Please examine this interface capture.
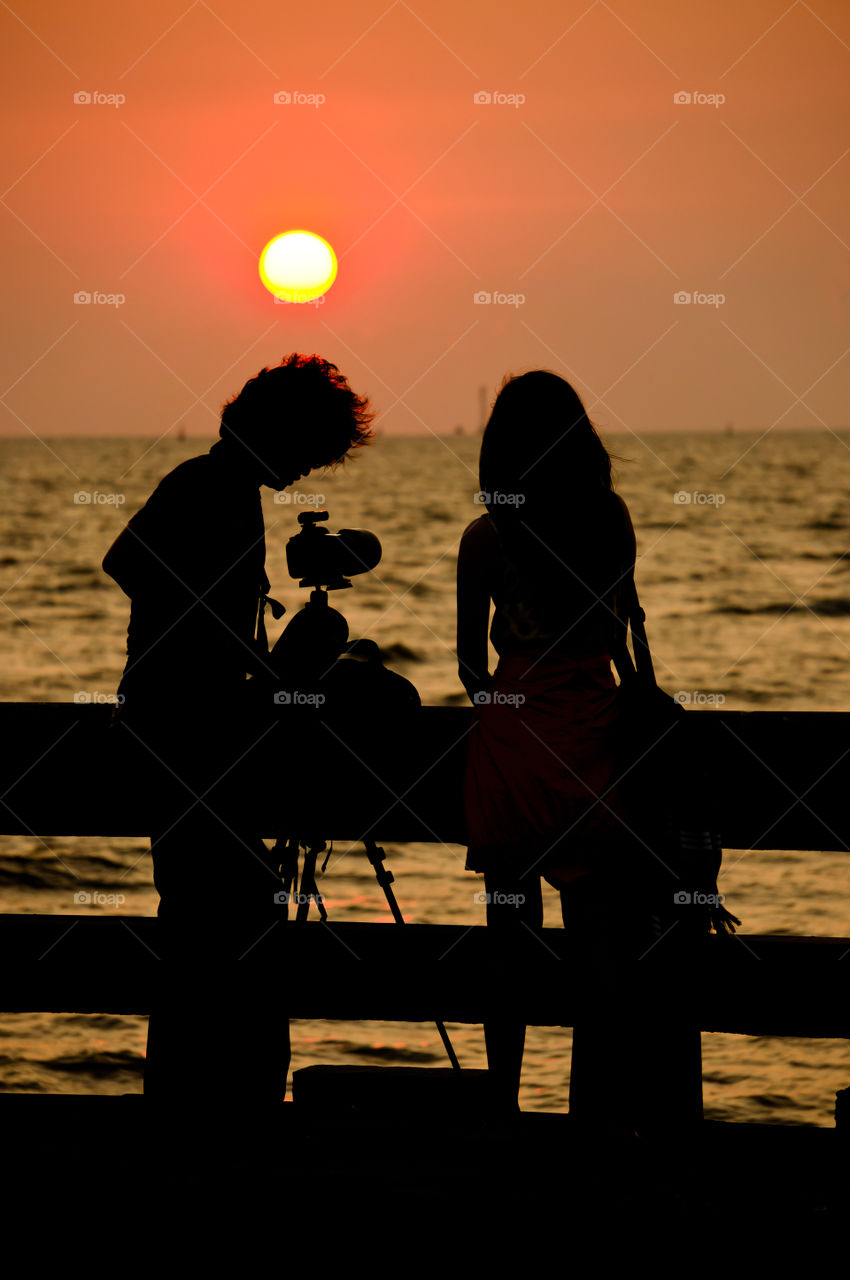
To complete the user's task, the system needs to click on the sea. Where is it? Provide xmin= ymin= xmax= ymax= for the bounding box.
xmin=1 ymin=427 xmax=850 ymax=1125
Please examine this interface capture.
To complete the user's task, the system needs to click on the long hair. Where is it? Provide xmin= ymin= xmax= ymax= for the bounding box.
xmin=479 ymin=370 xmax=624 ymax=645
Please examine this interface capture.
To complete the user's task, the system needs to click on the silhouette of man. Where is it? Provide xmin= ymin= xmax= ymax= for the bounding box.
xmin=103 ymin=354 xmax=373 ymax=1117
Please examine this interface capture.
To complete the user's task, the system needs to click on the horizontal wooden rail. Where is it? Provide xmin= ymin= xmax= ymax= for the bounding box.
xmin=2 ymin=703 xmax=850 ymax=850
xmin=1 ymin=914 xmax=848 ymax=1036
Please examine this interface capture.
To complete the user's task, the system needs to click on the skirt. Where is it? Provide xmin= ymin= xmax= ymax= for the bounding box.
xmin=464 ymin=651 xmax=625 ymax=886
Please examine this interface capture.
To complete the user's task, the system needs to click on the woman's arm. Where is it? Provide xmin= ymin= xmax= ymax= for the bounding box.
xmin=610 ymin=495 xmax=638 ymax=685
xmin=457 ymin=516 xmax=495 ymax=701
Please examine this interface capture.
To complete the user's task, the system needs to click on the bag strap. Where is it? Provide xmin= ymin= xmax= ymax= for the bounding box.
xmin=626 ymin=575 xmax=656 ymax=683
xmin=616 ymin=572 xmax=657 ymax=686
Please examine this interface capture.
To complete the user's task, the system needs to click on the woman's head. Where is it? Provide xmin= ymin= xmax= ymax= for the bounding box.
xmin=479 ymin=370 xmax=612 ymax=512
xmin=477 ymin=370 xmax=625 ymax=646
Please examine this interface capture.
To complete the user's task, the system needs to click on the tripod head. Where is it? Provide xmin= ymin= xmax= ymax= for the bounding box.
xmin=268 ymin=509 xmax=383 ymax=687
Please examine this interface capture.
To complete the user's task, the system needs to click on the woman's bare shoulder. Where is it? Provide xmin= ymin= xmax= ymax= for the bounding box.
xmin=459 ymin=514 xmax=500 ymax=580
xmin=610 ymin=491 xmax=636 ymax=558
xmin=611 ymin=491 xmax=632 ymax=518
xmin=460 ymin=513 xmax=497 ymax=544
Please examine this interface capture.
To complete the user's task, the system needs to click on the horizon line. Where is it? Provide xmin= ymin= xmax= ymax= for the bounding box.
xmin=0 ymin=423 xmax=847 ymax=442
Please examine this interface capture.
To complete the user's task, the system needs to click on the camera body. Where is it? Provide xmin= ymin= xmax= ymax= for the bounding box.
xmin=286 ymin=509 xmax=381 ymax=591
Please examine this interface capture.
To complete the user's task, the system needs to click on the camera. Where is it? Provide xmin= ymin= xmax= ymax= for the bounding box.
xmin=260 ymin=507 xmax=419 ymax=713
xmin=285 ymin=509 xmax=381 ymax=590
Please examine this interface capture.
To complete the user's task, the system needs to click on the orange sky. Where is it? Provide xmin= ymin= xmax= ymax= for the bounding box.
xmin=1 ymin=0 xmax=849 ymax=435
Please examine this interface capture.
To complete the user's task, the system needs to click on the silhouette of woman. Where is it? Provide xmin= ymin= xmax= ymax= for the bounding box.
xmin=457 ymin=370 xmax=641 ymax=1119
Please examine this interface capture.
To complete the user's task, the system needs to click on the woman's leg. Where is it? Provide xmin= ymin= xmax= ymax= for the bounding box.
xmin=560 ymin=866 xmax=642 ymax=1133
xmin=562 ymin=848 xmax=705 ymax=1135
xmin=482 ymin=870 xmax=543 ymax=1113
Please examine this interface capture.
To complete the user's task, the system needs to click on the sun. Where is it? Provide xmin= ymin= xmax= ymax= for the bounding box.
xmin=259 ymin=230 xmax=338 ymax=303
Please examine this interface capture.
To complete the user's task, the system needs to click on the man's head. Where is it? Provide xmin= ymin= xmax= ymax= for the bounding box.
xmin=220 ymin=353 xmax=374 ymax=488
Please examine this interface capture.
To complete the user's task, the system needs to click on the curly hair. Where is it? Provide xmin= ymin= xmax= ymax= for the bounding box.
xmin=220 ymin=353 xmax=374 ymax=467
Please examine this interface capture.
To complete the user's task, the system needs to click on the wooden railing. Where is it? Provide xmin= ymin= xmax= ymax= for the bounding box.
xmin=1 ymin=703 xmax=848 ymax=1041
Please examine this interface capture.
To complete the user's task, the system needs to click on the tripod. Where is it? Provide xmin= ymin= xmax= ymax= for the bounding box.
xmin=273 ymin=833 xmax=460 ymax=1071
xmin=267 ymin=507 xmax=459 ymax=1069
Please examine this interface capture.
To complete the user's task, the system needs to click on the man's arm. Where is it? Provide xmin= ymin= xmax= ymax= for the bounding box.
xmin=104 ymin=461 xmax=274 ymax=689
xmin=102 ymin=517 xmax=171 ymax=599
xmin=457 ymin=516 xmax=494 ymax=701
xmin=102 ymin=463 xmax=196 ymax=599
xmin=103 ymin=464 xmax=228 ymax=603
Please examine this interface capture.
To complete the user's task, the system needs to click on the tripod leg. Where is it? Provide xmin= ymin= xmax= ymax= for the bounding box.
xmin=296 ymin=841 xmax=326 ymax=922
xmin=363 ymin=839 xmax=461 ymax=1072
xmin=275 ymin=836 xmax=300 ymax=920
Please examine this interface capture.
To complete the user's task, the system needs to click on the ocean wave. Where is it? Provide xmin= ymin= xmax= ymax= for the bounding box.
xmin=35 ymin=580 xmax=105 ymax=595
xmin=0 ymin=853 xmax=148 ymax=891
xmin=0 ymin=858 xmax=75 ymax=890
xmin=380 ymin=641 xmax=423 ymax=663
xmin=807 ymin=597 xmax=850 ymax=615
xmin=442 ymin=691 xmax=470 ymax=706
xmin=345 ymin=1044 xmax=442 ymax=1065
xmin=63 ymin=566 xmax=105 ymax=578
xmin=715 ymin=597 xmax=850 ymax=617
xmin=732 ymin=688 xmax=801 ymax=704
xmin=43 ymin=1051 xmax=143 ymax=1078
xmin=61 ymin=1013 xmax=142 ymax=1031
xmin=750 ymin=1092 xmax=802 ymax=1111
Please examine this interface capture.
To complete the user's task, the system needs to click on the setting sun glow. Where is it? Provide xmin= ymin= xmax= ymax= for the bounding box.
xmin=258 ymin=230 xmax=338 ymax=303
